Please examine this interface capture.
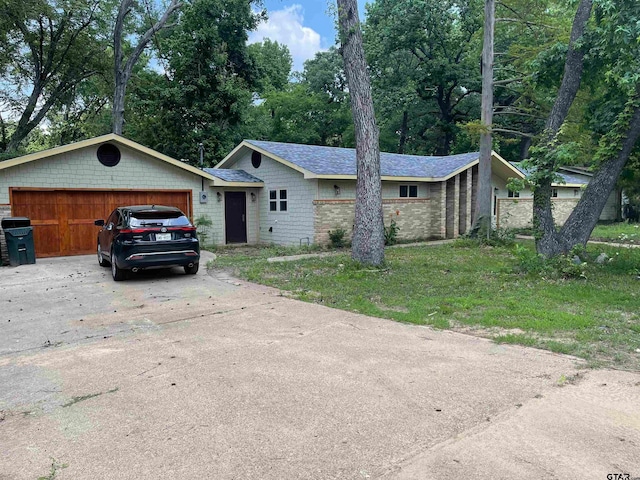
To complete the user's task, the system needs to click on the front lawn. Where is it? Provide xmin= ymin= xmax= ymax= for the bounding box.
xmin=210 ymin=241 xmax=640 ymax=371
xmin=591 ymin=222 xmax=640 ymax=244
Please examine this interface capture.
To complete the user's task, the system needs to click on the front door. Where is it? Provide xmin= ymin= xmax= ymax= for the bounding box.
xmin=225 ymin=192 xmax=247 ymax=243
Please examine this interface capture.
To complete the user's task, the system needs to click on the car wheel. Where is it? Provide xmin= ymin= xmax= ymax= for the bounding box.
xmin=184 ymin=263 xmax=199 ymax=275
xmin=111 ymin=250 xmax=126 ymax=281
xmin=97 ymin=243 xmax=110 ymax=267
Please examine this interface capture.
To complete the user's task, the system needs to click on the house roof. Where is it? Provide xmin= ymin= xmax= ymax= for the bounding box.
xmin=0 ymin=133 xmax=217 ymax=181
xmin=203 ymin=168 xmax=264 ymax=187
xmin=217 ymin=140 xmax=524 ymax=182
xmin=509 ymin=162 xmax=588 ymax=187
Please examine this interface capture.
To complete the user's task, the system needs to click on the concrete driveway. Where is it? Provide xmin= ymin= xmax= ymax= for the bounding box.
xmin=0 ymin=255 xmax=639 ymax=479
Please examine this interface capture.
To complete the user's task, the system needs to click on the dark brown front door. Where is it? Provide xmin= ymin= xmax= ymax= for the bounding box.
xmin=225 ymin=192 xmax=247 ymax=243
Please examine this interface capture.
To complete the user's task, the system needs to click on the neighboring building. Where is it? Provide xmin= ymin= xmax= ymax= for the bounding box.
xmin=495 ymin=163 xmax=622 ymax=229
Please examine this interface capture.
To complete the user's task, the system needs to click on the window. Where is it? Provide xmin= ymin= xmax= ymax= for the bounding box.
xmin=400 ymin=185 xmax=418 ymax=198
xmin=251 ymin=151 xmax=262 ymax=168
xmin=552 ymin=188 xmax=558 ymax=198
xmin=507 ymin=190 xmax=520 ymax=198
xmin=269 ymin=190 xmax=277 ymax=211
xmin=269 ymin=189 xmax=288 ymax=212
xmin=97 ymin=143 xmax=121 ymax=167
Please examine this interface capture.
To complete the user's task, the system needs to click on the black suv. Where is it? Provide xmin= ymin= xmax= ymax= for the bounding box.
xmin=95 ymin=205 xmax=200 ymax=281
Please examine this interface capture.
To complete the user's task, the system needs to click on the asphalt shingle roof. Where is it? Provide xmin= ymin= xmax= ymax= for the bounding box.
xmin=509 ymin=162 xmax=588 ymax=185
xmin=245 ymin=140 xmax=480 ymax=179
xmin=203 ymin=168 xmax=263 ymax=183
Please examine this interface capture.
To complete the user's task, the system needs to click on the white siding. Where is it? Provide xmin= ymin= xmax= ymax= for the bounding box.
xmin=208 ymin=187 xmax=261 ymax=246
xmin=232 ymin=152 xmax=318 ymax=246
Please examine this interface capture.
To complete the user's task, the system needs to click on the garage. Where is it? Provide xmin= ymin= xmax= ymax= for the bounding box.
xmin=0 ymin=134 xmax=219 ymax=261
xmin=10 ymin=189 xmax=192 ymax=257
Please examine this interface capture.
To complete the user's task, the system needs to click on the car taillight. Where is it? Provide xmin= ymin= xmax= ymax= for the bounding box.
xmin=118 ymin=228 xmax=148 ymax=234
xmin=167 ymin=227 xmax=196 ymax=232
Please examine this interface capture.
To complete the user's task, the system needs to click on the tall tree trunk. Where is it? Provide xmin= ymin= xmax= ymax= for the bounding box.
xmin=0 ymin=114 xmax=6 ymax=152
xmin=533 ymin=0 xmax=592 ymax=256
xmin=398 ymin=110 xmax=408 ymax=154
xmin=337 ymin=0 xmax=385 ymax=266
xmin=472 ymin=0 xmax=495 ymax=235
xmin=112 ymin=0 xmax=182 ymax=135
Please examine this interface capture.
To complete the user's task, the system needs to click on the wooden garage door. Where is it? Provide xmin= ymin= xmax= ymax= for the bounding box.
xmin=10 ymin=189 xmax=192 ymax=257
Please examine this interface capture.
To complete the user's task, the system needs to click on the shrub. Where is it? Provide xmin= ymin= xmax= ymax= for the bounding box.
xmin=384 ymin=210 xmax=400 ymax=246
xmin=194 ymin=215 xmax=213 ymax=245
xmin=328 ymin=227 xmax=347 ymax=248
xmin=514 ymin=244 xmax=587 ymax=279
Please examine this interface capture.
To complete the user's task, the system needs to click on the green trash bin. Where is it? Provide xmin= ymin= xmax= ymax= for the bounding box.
xmin=1 ymin=217 xmax=36 ymax=266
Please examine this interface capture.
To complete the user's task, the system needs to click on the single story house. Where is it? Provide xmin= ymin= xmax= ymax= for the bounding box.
xmin=210 ymin=140 xmax=524 ymax=246
xmin=1 ymin=135 xmax=619 ymax=261
xmin=495 ymin=163 xmax=622 ymax=229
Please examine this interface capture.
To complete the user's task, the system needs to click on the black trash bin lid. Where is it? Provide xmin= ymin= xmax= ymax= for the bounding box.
xmin=1 ymin=217 xmax=31 ymax=229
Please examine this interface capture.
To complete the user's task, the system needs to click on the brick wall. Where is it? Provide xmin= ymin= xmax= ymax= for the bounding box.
xmin=497 ymin=198 xmax=580 ymax=229
xmin=0 ymin=204 xmax=10 ymax=265
xmin=313 ymin=199 xmax=433 ymax=245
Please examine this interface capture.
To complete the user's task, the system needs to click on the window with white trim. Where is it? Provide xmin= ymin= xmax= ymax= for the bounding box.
xmin=269 ymin=189 xmax=288 ymax=211
xmin=507 ymin=189 xmax=520 ymax=198
xmin=399 ymin=185 xmax=418 ymax=198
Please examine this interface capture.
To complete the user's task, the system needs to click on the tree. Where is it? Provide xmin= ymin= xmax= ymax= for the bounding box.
xmin=248 ymin=48 xmax=353 ymax=147
xmin=0 ymin=0 xmax=109 ymax=154
xmin=528 ymin=0 xmax=640 ymax=256
xmin=337 ymin=0 xmax=385 ymax=266
xmin=473 ymin=0 xmax=495 ymax=234
xmin=364 ymin=0 xmax=483 ymax=155
xmin=112 ymin=0 xmax=182 ymax=134
xmin=247 ymin=39 xmax=292 ymax=95
xmin=124 ymin=0 xmax=263 ymax=164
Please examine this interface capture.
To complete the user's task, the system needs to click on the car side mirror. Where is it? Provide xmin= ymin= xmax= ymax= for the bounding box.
xmin=94 ymin=219 xmax=105 ymax=227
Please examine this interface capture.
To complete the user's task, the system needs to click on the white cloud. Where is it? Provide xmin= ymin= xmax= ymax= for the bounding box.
xmin=249 ymin=5 xmax=324 ymax=73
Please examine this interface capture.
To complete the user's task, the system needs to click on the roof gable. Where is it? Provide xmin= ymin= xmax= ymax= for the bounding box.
xmin=509 ymin=162 xmax=588 ymax=187
xmin=217 ymin=140 xmax=524 ymax=182
xmin=0 ymin=134 xmax=216 ymax=181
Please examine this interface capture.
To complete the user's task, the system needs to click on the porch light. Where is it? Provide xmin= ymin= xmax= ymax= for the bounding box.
xmin=250 ymin=192 xmax=256 ymax=202
xmin=334 ymin=184 xmax=340 ymax=196
xmin=216 ymin=192 xmax=222 ymax=202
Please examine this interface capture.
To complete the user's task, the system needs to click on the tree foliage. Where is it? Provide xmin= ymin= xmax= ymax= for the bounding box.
xmin=125 ymin=0 xmax=264 ymax=164
xmin=364 ymin=0 xmax=484 ymax=155
xmin=0 ymin=0 xmax=111 ymax=154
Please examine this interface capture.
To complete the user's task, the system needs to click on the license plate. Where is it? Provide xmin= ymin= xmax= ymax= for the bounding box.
xmin=156 ymin=233 xmax=171 ymax=241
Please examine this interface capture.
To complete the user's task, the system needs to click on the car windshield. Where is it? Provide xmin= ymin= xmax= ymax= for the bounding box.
xmin=129 ymin=212 xmax=191 ymax=228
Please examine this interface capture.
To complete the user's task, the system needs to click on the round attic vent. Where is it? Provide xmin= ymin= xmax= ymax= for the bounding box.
xmin=251 ymin=151 xmax=262 ymax=168
xmin=97 ymin=143 xmax=121 ymax=167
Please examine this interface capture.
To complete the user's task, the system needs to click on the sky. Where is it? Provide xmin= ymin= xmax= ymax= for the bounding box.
xmin=249 ymin=0 xmax=368 ymax=73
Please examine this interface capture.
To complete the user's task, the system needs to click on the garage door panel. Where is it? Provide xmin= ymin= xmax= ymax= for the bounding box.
xmin=10 ymin=189 xmax=192 ymax=257
xmin=29 ymin=220 xmax=61 ymax=257
xmin=68 ymin=220 xmax=99 ymax=254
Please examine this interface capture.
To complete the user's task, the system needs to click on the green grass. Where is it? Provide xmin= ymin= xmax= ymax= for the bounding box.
xmin=590 ymin=222 xmax=640 ymax=244
xmin=210 ymin=241 xmax=640 ymax=371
